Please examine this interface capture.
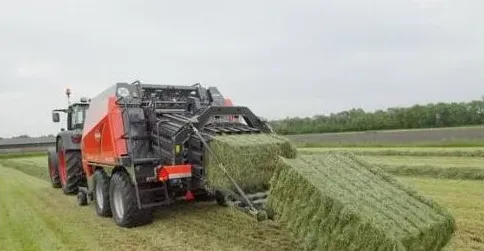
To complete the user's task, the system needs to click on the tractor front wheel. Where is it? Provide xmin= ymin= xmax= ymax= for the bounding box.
xmin=109 ymin=171 xmax=152 ymax=228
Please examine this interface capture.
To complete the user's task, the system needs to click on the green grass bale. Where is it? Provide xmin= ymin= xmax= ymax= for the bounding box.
xmin=268 ymin=152 xmax=456 ymax=251
xmin=204 ymin=133 xmax=297 ymax=192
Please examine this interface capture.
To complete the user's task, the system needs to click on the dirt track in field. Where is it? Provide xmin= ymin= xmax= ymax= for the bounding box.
xmin=0 ymin=162 xmax=301 ymax=251
xmin=286 ymin=126 xmax=484 ymax=144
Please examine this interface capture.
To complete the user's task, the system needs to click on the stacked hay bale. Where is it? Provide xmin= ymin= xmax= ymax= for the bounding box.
xmin=268 ymin=152 xmax=456 ymax=251
xmin=204 ymin=133 xmax=296 ymax=192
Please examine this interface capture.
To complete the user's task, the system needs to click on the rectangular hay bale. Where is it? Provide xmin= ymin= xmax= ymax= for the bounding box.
xmin=204 ymin=133 xmax=297 ymax=192
xmin=268 ymin=152 xmax=456 ymax=251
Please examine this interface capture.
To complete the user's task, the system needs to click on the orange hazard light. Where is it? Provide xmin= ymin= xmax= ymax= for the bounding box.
xmin=157 ymin=165 xmax=192 ymax=182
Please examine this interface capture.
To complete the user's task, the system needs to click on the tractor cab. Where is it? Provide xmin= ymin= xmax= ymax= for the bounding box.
xmin=52 ymin=100 xmax=90 ymax=130
xmin=51 ymin=88 xmax=90 ymax=131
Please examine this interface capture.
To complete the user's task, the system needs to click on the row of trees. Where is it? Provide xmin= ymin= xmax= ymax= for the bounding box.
xmin=0 ymin=134 xmax=55 ymax=140
xmin=270 ymin=100 xmax=484 ymax=135
xmin=4 ymin=100 xmax=484 ymax=137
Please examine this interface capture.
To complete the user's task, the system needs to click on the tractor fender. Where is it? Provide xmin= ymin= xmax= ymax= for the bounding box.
xmin=56 ymin=131 xmax=82 ymax=151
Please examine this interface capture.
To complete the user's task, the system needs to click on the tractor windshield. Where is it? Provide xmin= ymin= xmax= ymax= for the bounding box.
xmin=69 ymin=104 xmax=88 ymax=130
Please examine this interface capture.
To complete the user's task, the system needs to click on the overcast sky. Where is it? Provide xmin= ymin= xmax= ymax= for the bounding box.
xmin=0 ymin=0 xmax=483 ymax=137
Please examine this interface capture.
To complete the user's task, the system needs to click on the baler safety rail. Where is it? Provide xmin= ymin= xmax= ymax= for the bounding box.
xmin=193 ymin=106 xmax=273 ymax=133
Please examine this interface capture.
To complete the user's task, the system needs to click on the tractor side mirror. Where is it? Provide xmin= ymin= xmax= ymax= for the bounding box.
xmin=52 ymin=112 xmax=60 ymax=123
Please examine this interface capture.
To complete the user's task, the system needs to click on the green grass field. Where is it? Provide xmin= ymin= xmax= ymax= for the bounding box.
xmin=0 ymin=160 xmax=301 ymax=251
xmin=396 ymin=177 xmax=484 ymax=251
xmin=1 ymin=147 xmax=483 ymax=251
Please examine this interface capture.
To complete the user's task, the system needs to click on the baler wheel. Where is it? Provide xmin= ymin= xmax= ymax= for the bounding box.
xmin=93 ymin=169 xmax=112 ymax=217
xmin=57 ymin=141 xmax=83 ymax=195
xmin=109 ymin=171 xmax=153 ymax=228
xmin=47 ymin=150 xmax=61 ymax=188
xmin=77 ymin=190 xmax=88 ymax=206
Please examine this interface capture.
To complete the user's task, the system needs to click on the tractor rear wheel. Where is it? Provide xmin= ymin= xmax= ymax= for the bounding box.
xmin=93 ymin=169 xmax=112 ymax=217
xmin=57 ymin=140 xmax=84 ymax=195
xmin=109 ymin=171 xmax=153 ymax=228
xmin=47 ymin=150 xmax=61 ymax=188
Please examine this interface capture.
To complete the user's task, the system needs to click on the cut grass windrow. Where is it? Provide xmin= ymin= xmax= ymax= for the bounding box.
xmin=0 ymin=152 xmax=46 ymax=160
xmin=299 ymin=147 xmax=484 ymax=157
xmin=1 ymin=156 xmax=51 ymax=181
xmin=376 ymin=164 xmax=484 ymax=180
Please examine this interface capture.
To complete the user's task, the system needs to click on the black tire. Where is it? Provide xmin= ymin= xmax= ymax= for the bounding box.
xmin=215 ymin=189 xmax=236 ymax=206
xmin=215 ymin=190 xmax=228 ymax=206
xmin=93 ymin=169 xmax=112 ymax=217
xmin=77 ymin=191 xmax=88 ymax=206
xmin=193 ymin=189 xmax=214 ymax=202
xmin=109 ymin=171 xmax=153 ymax=228
xmin=57 ymin=140 xmax=84 ymax=195
xmin=47 ymin=150 xmax=61 ymax=188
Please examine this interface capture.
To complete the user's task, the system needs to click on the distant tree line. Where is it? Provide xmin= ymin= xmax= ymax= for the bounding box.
xmin=0 ymin=134 xmax=55 ymax=140
xmin=270 ymin=100 xmax=484 ymax=135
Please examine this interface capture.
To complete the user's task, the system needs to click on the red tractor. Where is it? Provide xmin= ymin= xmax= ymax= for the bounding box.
xmin=48 ymin=81 xmax=273 ymax=228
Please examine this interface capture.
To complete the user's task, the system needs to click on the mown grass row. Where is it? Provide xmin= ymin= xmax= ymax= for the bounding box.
xmin=299 ymin=147 xmax=484 ymax=157
xmin=359 ymin=155 xmax=484 ymax=180
xmin=375 ymin=164 xmax=484 ymax=180
xmin=293 ymin=139 xmax=484 ymax=148
xmin=0 ymin=152 xmax=46 ymax=160
xmin=299 ymin=149 xmax=484 ymax=180
xmin=0 ymin=157 xmax=50 ymax=181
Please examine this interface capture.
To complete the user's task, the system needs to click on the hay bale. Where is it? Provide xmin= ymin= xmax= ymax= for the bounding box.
xmin=204 ymin=133 xmax=296 ymax=192
xmin=268 ymin=152 xmax=456 ymax=251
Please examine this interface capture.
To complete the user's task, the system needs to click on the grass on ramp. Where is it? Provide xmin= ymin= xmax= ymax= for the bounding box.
xmin=0 ymin=161 xmax=302 ymax=251
xmin=396 ymin=177 xmax=484 ymax=251
xmin=268 ymin=153 xmax=455 ymax=251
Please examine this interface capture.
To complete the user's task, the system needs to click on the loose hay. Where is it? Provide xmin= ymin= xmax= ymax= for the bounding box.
xmin=204 ymin=133 xmax=296 ymax=192
xmin=268 ymin=152 xmax=456 ymax=251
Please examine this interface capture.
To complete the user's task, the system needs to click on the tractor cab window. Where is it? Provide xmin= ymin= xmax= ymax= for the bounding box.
xmin=69 ymin=105 xmax=87 ymax=130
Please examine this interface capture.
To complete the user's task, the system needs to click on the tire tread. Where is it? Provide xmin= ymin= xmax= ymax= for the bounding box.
xmin=110 ymin=171 xmax=152 ymax=228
